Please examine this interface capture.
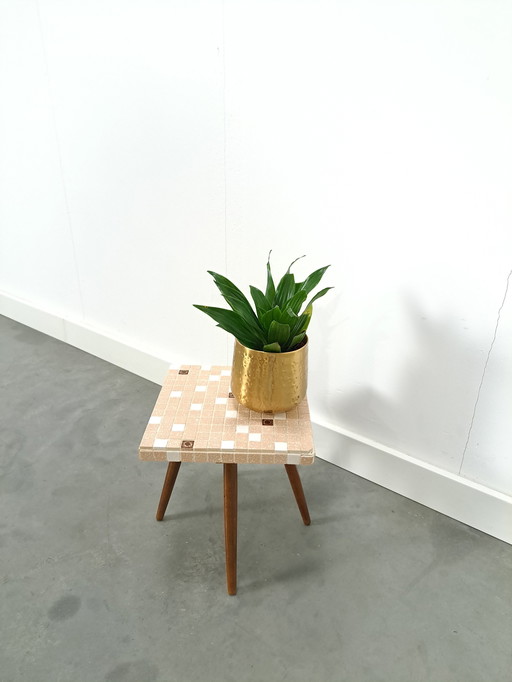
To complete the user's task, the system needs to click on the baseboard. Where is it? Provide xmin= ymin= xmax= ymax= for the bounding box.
xmin=0 ymin=290 xmax=170 ymax=384
xmin=311 ymin=418 xmax=512 ymax=545
xmin=2 ymin=290 xmax=511 ymax=544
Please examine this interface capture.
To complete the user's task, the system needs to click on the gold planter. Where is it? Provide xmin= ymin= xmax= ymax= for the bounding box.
xmin=231 ymin=338 xmax=308 ymax=413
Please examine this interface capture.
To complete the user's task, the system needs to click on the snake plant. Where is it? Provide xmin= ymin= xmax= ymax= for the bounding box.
xmin=194 ymin=253 xmax=332 ymax=353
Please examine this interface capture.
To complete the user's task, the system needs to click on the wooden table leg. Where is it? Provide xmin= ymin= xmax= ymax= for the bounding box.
xmin=285 ymin=464 xmax=311 ymax=526
xmin=156 ymin=462 xmax=181 ymax=521
xmin=223 ymin=463 xmax=238 ymax=595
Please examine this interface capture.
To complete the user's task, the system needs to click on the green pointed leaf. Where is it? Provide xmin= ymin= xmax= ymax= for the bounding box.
xmin=261 ymin=307 xmax=277 ymax=332
xmin=286 ymin=289 xmax=307 ymax=314
xmin=304 ymin=286 xmax=334 ymax=310
xmin=297 ymin=265 xmax=331 ymax=295
xmin=261 ymin=305 xmax=298 ymax=335
xmin=273 ymin=307 xmax=297 ymax=328
xmin=286 ymin=254 xmax=306 ymax=273
xmin=287 ymin=332 xmax=306 ymax=350
xmin=271 ymin=306 xmax=283 ymax=321
xmin=265 ymin=251 xmax=275 ymax=304
xmin=250 ymin=286 xmax=271 ymax=316
xmin=290 ymin=306 xmax=312 ymax=338
xmin=274 ymin=272 xmax=296 ymax=309
xmin=298 ymin=317 xmax=311 ymax=335
xmin=268 ymin=320 xmax=291 ymax=346
xmin=263 ymin=341 xmax=281 ymax=353
xmin=193 ymin=305 xmax=262 ymax=349
xmin=207 ymin=271 xmax=266 ymax=341
xmin=208 ymin=271 xmax=256 ymax=317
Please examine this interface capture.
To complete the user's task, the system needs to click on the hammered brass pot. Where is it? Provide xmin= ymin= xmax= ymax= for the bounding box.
xmin=231 ymin=337 xmax=308 ymax=413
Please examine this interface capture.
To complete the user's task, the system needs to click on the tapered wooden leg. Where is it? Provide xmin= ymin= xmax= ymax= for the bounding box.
xmin=223 ymin=463 xmax=238 ymax=595
xmin=285 ymin=464 xmax=311 ymax=526
xmin=156 ymin=462 xmax=182 ymax=521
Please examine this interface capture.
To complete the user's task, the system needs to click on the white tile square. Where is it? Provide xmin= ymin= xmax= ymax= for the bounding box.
xmin=208 ymin=375 xmax=220 ymax=382
xmin=153 ymin=438 xmax=168 ymax=448
xmin=215 ymin=397 xmax=227 ymax=405
xmin=170 ymin=391 xmax=182 ymax=398
xmin=195 ymin=386 xmax=207 ymax=392
xmin=149 ymin=416 xmax=161 ymax=424
xmin=274 ymin=412 xmax=287 ymax=420
xmin=236 ymin=425 xmax=249 ymax=434
xmin=190 ymin=404 xmax=202 ymax=411
xmin=249 ymin=433 xmax=261 ymax=442
xmin=201 ymin=364 xmax=211 ymax=370
xmin=221 ymin=440 xmax=234 ymax=449
xmin=274 ymin=442 xmax=288 ymax=451
xmin=172 ymin=424 xmax=185 ymax=432
xmin=221 ymin=369 xmax=231 ymax=376
xmin=286 ymin=453 xmax=301 ymax=465
xmin=166 ymin=450 xmax=181 ymax=462
xmin=226 ymin=410 xmax=237 ymax=419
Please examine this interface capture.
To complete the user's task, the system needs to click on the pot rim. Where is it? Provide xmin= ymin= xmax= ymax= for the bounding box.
xmin=234 ymin=335 xmax=308 ymax=356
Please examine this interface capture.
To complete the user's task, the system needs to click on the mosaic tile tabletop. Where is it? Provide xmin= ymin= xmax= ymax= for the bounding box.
xmin=139 ymin=365 xmax=315 ymax=465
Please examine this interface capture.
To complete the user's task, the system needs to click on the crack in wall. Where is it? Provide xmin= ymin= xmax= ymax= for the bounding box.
xmin=35 ymin=0 xmax=85 ymax=321
xmin=459 ymin=267 xmax=512 ymax=475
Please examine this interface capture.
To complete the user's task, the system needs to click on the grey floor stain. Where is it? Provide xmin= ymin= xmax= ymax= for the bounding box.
xmin=48 ymin=595 xmax=81 ymax=621
xmin=105 ymin=661 xmax=159 ymax=682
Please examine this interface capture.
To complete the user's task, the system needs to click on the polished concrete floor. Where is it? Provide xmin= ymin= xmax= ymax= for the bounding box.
xmin=1 ymin=314 xmax=511 ymax=682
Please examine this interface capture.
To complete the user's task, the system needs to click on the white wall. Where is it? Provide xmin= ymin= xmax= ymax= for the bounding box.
xmin=1 ymin=2 xmax=511 ymax=533
xmin=1 ymin=0 xmax=227 ymax=364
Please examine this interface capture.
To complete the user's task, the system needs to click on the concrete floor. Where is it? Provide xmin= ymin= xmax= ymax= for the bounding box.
xmin=1 ymin=315 xmax=511 ymax=682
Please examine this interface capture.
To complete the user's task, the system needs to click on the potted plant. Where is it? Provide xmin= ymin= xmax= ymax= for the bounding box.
xmin=194 ymin=252 xmax=332 ymax=413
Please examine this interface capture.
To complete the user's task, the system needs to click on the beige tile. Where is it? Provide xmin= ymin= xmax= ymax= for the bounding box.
xmin=140 ymin=432 xmax=157 ymax=448
xmin=167 ymin=437 xmax=183 ymax=449
xmin=139 ymin=365 xmax=315 ymax=469
xmin=162 ymin=450 xmax=179 ymax=462
xmin=260 ymin=434 xmax=276 ymax=448
xmin=138 ymin=448 xmax=153 ymax=461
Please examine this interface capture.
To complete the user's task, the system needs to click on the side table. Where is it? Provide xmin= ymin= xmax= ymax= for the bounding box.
xmin=139 ymin=364 xmax=315 ymax=595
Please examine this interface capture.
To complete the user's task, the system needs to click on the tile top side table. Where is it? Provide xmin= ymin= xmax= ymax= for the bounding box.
xmin=139 ymin=364 xmax=315 ymax=595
